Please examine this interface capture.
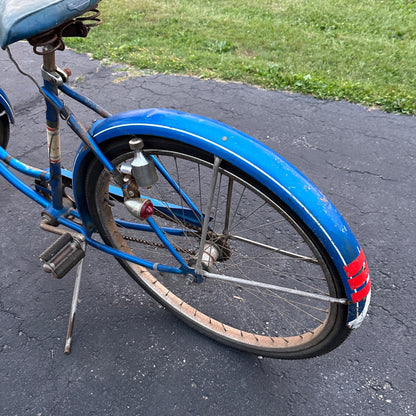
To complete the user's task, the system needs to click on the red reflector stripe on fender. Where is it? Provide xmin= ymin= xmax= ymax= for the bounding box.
xmin=348 ymin=264 xmax=369 ymax=290
xmin=351 ymin=280 xmax=371 ymax=303
xmin=344 ymin=248 xmax=371 ymax=303
xmin=344 ymin=248 xmax=366 ymax=277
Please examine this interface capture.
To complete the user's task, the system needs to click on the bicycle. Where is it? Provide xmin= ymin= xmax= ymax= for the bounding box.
xmin=0 ymin=0 xmax=371 ymax=359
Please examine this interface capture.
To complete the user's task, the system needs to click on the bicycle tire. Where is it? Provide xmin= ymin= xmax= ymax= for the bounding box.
xmin=0 ymin=106 xmax=9 ymax=149
xmin=84 ymin=136 xmax=351 ymax=359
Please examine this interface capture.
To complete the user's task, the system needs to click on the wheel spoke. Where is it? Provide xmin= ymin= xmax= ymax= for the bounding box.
xmin=222 ymin=177 xmax=234 ymax=235
xmin=195 ymin=156 xmax=221 ymax=271
xmin=229 ymin=234 xmax=318 ymax=263
xmin=202 ymin=271 xmax=347 ymax=304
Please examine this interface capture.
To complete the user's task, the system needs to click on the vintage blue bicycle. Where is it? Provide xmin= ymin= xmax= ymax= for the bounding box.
xmin=0 ymin=0 xmax=371 ymax=359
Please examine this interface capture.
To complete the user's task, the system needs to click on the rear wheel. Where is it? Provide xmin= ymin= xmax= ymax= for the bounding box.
xmin=85 ymin=136 xmax=350 ymax=358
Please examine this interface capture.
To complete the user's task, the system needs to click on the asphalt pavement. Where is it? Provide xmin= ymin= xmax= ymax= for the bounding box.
xmin=0 ymin=41 xmax=415 ymax=416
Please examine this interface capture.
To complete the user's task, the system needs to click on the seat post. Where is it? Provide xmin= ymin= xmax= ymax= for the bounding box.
xmin=42 ymin=45 xmax=57 ymax=70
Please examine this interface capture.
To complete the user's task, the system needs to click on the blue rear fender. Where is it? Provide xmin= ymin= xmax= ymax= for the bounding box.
xmin=0 ymin=87 xmax=15 ymax=124
xmin=73 ymin=108 xmax=370 ymax=318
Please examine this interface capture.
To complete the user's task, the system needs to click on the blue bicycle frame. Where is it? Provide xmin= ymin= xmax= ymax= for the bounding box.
xmin=0 ymin=48 xmax=370 ymax=328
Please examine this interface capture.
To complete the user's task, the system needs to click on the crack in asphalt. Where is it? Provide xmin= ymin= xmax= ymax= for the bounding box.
xmin=325 ymin=161 xmax=397 ymax=181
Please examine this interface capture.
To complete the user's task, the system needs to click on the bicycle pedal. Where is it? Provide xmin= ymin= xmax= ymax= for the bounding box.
xmin=40 ymin=233 xmax=85 ymax=279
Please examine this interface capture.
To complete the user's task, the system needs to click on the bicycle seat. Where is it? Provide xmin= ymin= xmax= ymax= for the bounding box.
xmin=0 ymin=0 xmax=100 ymax=49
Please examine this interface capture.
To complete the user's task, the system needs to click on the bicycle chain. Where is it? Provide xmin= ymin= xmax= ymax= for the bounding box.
xmin=121 ymin=233 xmax=197 ymax=255
xmin=121 ymin=210 xmax=201 ymax=255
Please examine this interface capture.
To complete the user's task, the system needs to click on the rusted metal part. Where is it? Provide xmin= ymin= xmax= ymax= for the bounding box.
xmin=28 ymin=9 xmax=102 ymax=55
xmin=40 ymin=218 xmax=66 ymax=235
xmin=40 ymin=218 xmax=81 ymax=236
xmin=74 ymin=8 xmax=102 ymax=29
xmin=121 ymin=234 xmax=197 ymax=256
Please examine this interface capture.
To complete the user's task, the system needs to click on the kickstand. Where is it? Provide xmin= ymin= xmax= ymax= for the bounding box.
xmin=64 ymin=242 xmax=87 ymax=354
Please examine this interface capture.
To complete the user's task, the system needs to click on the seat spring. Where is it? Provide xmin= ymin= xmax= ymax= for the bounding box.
xmin=28 ymin=9 xmax=101 ymax=55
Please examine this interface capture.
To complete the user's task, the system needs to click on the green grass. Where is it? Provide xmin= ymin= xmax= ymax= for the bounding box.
xmin=68 ymin=0 xmax=416 ymax=114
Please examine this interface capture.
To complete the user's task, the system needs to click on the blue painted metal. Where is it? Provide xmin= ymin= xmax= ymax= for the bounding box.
xmin=115 ymin=218 xmax=193 ymax=237
xmin=41 ymin=86 xmax=65 ymax=113
xmin=59 ymin=84 xmax=111 ymax=118
xmin=44 ymin=80 xmax=64 ymax=211
xmin=0 ymin=146 xmax=48 ymax=179
xmin=0 ymin=0 xmax=101 ymax=49
xmin=152 ymin=156 xmax=203 ymax=225
xmin=44 ymin=82 xmax=60 ymax=123
xmin=73 ymin=108 xmax=362 ymax=303
xmin=0 ymin=87 xmax=14 ymax=124
xmin=49 ymin=160 xmax=64 ymax=210
xmin=146 ymin=216 xmax=192 ymax=271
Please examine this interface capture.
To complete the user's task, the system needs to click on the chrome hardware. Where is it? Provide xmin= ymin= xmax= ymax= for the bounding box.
xmin=129 ymin=138 xmax=158 ymax=188
xmin=41 ymin=65 xmax=70 ymax=85
xmin=124 ymin=198 xmax=154 ymax=220
xmin=200 ymin=243 xmax=221 ymax=270
xmin=190 ymin=242 xmax=221 ymax=272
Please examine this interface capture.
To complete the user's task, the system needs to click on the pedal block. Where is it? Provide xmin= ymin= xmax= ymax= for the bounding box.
xmin=40 ymin=233 xmax=85 ymax=279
